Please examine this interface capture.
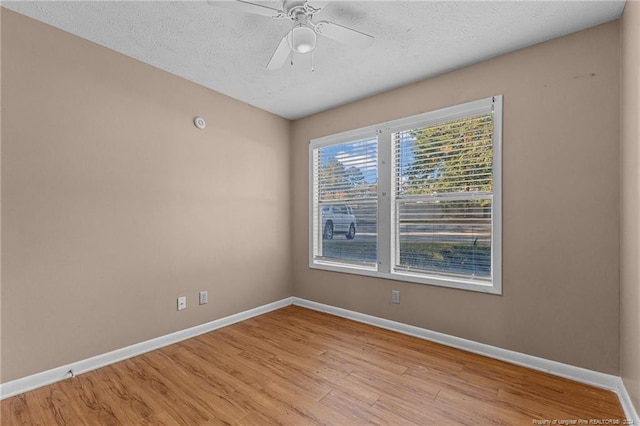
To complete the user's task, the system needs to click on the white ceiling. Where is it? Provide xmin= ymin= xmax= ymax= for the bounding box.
xmin=3 ymin=1 xmax=626 ymax=120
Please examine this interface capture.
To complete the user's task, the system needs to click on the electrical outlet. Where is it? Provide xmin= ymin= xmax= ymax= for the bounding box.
xmin=177 ymin=296 xmax=186 ymax=311
xmin=199 ymin=291 xmax=208 ymax=305
xmin=391 ymin=290 xmax=400 ymax=304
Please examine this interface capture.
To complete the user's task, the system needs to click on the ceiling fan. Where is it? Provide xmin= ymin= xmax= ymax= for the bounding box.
xmin=209 ymin=0 xmax=374 ymax=70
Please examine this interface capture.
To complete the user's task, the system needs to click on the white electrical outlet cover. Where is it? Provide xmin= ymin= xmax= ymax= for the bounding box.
xmin=177 ymin=296 xmax=187 ymax=311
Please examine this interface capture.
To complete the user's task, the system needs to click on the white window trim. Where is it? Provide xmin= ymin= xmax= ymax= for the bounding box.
xmin=309 ymin=96 xmax=503 ymax=295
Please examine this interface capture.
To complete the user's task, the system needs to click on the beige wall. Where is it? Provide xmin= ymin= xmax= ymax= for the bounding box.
xmin=621 ymin=0 xmax=640 ymax=413
xmin=0 ymin=9 xmax=291 ymax=382
xmin=292 ymin=22 xmax=621 ymax=374
xmin=0 ymin=5 xmax=4 ymax=383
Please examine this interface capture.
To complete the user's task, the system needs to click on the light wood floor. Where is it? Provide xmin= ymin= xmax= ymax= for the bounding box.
xmin=1 ymin=305 xmax=625 ymax=425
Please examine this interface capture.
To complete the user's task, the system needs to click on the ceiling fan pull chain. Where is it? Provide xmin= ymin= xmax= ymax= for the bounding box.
xmin=311 ymin=51 xmax=315 ymax=72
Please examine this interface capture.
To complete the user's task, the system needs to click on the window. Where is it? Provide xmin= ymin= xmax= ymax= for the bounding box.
xmin=311 ymin=135 xmax=378 ymax=269
xmin=310 ymin=96 xmax=502 ymax=294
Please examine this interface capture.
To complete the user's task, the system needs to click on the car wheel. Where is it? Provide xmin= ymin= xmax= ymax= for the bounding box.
xmin=323 ymin=221 xmax=333 ymax=240
xmin=346 ymin=223 xmax=356 ymax=240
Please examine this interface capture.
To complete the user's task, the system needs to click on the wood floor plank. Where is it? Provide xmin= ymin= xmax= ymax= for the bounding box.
xmin=1 ymin=305 xmax=626 ymax=425
xmin=433 ymin=388 xmax=532 ymax=425
xmin=371 ymin=394 xmax=459 ymax=425
xmin=405 ymin=364 xmax=500 ymax=401
xmin=117 ymin=354 xmax=239 ymax=424
xmin=165 ymin=340 xmax=326 ymax=424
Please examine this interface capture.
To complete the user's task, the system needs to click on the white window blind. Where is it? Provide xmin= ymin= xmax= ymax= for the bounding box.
xmin=309 ymin=96 xmax=502 ymax=294
xmin=392 ymin=113 xmax=494 ymax=282
xmin=311 ymin=136 xmax=378 ymax=268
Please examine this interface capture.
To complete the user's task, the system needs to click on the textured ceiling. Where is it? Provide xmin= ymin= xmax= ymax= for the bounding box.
xmin=3 ymin=1 xmax=626 ymax=119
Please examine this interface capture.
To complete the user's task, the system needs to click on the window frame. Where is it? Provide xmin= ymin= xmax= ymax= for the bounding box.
xmin=309 ymin=96 xmax=502 ymax=295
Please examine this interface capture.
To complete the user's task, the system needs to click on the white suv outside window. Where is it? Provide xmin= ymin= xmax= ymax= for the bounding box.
xmin=321 ymin=205 xmax=357 ymax=240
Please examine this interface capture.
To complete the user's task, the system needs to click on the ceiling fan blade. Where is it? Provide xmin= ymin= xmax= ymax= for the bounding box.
xmin=306 ymin=1 xmax=330 ymax=12
xmin=315 ymin=21 xmax=374 ymax=49
xmin=266 ymin=32 xmax=292 ymax=70
xmin=207 ymin=0 xmax=284 ymax=18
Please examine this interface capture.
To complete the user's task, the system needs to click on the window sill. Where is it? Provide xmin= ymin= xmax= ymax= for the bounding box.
xmin=309 ymin=260 xmax=501 ymax=295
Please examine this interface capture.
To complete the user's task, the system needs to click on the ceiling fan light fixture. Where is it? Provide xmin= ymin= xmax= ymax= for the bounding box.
xmin=289 ymin=24 xmax=316 ymax=54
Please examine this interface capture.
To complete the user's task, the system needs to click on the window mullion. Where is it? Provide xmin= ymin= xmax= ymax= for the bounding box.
xmin=491 ymin=95 xmax=503 ymax=294
xmin=377 ymin=128 xmax=392 ymax=274
xmin=308 ymin=147 xmax=320 ymax=264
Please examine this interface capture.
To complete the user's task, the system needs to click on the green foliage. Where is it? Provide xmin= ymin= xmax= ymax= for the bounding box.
xmin=319 ymin=158 xmax=349 ymax=200
xmin=318 ymin=114 xmax=493 ymax=204
xmin=398 ymin=241 xmax=490 ymax=276
xmin=319 ymin=157 xmax=376 ymax=200
xmin=403 ymin=114 xmax=493 ymax=196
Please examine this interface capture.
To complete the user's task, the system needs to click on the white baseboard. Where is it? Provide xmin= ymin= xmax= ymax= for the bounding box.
xmin=616 ymin=378 xmax=640 ymax=425
xmin=292 ymin=297 xmax=637 ymax=422
xmin=2 ymin=295 xmax=637 ymax=423
xmin=0 ymin=297 xmax=293 ymax=400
